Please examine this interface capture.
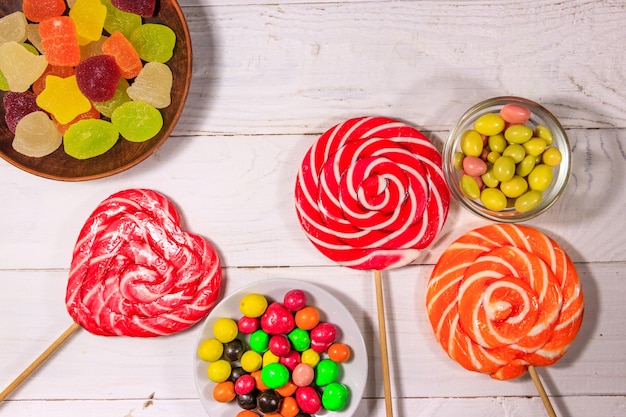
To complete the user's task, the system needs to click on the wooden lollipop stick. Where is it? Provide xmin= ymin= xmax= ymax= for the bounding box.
xmin=528 ymin=365 xmax=557 ymax=417
xmin=0 ymin=322 xmax=81 ymax=403
xmin=374 ymin=269 xmax=394 ymax=417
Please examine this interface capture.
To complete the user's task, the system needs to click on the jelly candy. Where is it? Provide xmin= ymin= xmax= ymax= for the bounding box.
xmin=3 ymin=91 xmax=41 ymax=133
xmin=111 ymin=101 xmax=163 ymax=142
xmin=111 ymin=0 xmax=157 ymax=18
xmin=36 ymin=75 xmax=92 ymax=124
xmin=127 ymin=62 xmax=172 ymax=108
xmin=26 ymin=24 xmax=44 ymax=54
xmin=0 ymin=71 xmax=8 ymax=91
xmin=0 ymin=41 xmax=48 ymax=92
xmin=130 ymin=24 xmax=176 ymax=63
xmin=54 ymin=104 xmax=100 ymax=135
xmin=32 ymin=65 xmax=75 ymax=95
xmin=102 ymin=31 xmax=142 ymax=79
xmin=93 ymin=77 xmax=131 ymax=118
xmin=22 ymin=0 xmax=66 ymax=23
xmin=80 ymin=35 xmax=108 ymax=60
xmin=39 ymin=16 xmax=81 ymax=67
xmin=69 ymin=0 xmax=107 ymax=44
xmin=0 ymin=12 xmax=27 ymax=44
xmin=75 ymin=55 xmax=121 ymax=102
xmin=63 ymin=119 xmax=119 ymax=159
xmin=12 ymin=111 xmax=62 ymax=157
xmin=102 ymin=0 xmax=142 ymax=39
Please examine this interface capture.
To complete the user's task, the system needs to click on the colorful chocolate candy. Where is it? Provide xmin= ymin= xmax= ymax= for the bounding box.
xmin=197 ymin=289 xmax=352 ymax=415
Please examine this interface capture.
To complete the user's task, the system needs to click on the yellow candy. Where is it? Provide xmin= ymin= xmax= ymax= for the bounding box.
xmin=301 ymin=348 xmax=320 ymax=367
xmin=504 ymin=124 xmax=533 ymax=144
xmin=69 ymin=0 xmax=107 ymax=44
xmin=212 ymin=318 xmax=238 ymax=343
xmin=36 ymin=75 xmax=91 ymax=124
xmin=480 ymin=188 xmax=507 ymax=211
xmin=474 ymin=113 xmax=505 ymax=136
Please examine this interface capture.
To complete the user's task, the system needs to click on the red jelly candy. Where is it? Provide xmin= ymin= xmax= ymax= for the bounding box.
xmin=111 ymin=0 xmax=156 ymax=17
xmin=3 ymin=91 xmax=40 ymax=133
xmin=23 ymin=0 xmax=66 ymax=23
xmin=39 ymin=17 xmax=81 ymax=67
xmin=75 ymin=55 xmax=121 ymax=102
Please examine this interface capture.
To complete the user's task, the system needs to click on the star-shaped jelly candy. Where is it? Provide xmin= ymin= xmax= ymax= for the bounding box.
xmin=36 ymin=75 xmax=92 ymax=124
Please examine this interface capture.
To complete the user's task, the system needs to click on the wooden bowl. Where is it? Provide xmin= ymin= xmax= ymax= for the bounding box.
xmin=0 ymin=0 xmax=192 ymax=181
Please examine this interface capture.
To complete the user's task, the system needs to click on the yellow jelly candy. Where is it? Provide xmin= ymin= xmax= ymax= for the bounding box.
xmin=0 ymin=41 xmax=48 ymax=92
xmin=36 ymin=75 xmax=91 ymax=124
xmin=12 ymin=111 xmax=62 ymax=157
xmin=127 ymin=62 xmax=172 ymax=109
xmin=69 ymin=0 xmax=107 ymax=44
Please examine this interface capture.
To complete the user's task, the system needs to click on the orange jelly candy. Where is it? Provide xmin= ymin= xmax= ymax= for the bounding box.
xmin=22 ymin=0 xmax=66 ymax=23
xmin=102 ymin=31 xmax=142 ymax=79
xmin=38 ymin=16 xmax=81 ymax=67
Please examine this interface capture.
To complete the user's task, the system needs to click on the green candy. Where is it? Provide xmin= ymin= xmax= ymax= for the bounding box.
xmin=288 ymin=328 xmax=311 ymax=352
xmin=249 ymin=329 xmax=270 ymax=353
xmin=102 ymin=0 xmax=142 ymax=39
xmin=64 ymin=119 xmax=119 ymax=160
xmin=112 ymin=100 xmax=163 ymax=143
xmin=93 ymin=78 xmax=131 ymax=118
xmin=260 ymin=362 xmax=289 ymax=389
xmin=315 ymin=358 xmax=339 ymax=386
xmin=130 ymin=23 xmax=176 ymax=63
xmin=322 ymin=382 xmax=349 ymax=411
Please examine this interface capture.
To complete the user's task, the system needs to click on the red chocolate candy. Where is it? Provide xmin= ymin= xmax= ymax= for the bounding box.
xmin=296 ymin=386 xmax=322 ymax=414
xmin=261 ymin=302 xmax=295 ymax=335
xmin=283 ymin=289 xmax=307 ymax=311
xmin=310 ymin=322 xmax=337 ymax=352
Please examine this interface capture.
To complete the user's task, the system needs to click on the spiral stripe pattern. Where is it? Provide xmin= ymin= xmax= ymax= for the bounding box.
xmin=66 ymin=189 xmax=222 ymax=337
xmin=295 ymin=116 xmax=450 ymax=270
xmin=426 ymin=224 xmax=584 ymax=380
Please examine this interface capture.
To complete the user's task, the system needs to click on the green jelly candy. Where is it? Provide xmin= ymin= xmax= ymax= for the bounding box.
xmin=13 ymin=111 xmax=62 ymax=157
xmin=111 ymin=100 xmax=163 ymax=142
xmin=93 ymin=78 xmax=131 ymax=118
xmin=102 ymin=0 xmax=142 ymax=39
xmin=127 ymin=62 xmax=172 ymax=109
xmin=315 ymin=358 xmax=339 ymax=386
xmin=64 ymin=119 xmax=119 ymax=160
xmin=0 ymin=70 xmax=9 ymax=91
xmin=130 ymin=23 xmax=176 ymax=63
xmin=260 ymin=362 xmax=289 ymax=389
xmin=322 ymin=382 xmax=349 ymax=411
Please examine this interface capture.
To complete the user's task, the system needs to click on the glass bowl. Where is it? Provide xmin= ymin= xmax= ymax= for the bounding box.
xmin=193 ymin=279 xmax=368 ymax=417
xmin=443 ymin=96 xmax=571 ymax=222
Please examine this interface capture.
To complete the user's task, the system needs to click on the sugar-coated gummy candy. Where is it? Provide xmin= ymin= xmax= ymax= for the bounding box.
xmin=102 ymin=31 xmax=142 ymax=79
xmin=0 ymin=71 xmax=8 ymax=91
xmin=0 ymin=12 xmax=27 ymax=44
xmin=63 ymin=119 xmax=119 ymax=159
xmin=37 ymin=75 xmax=91 ymax=124
xmin=12 ymin=111 xmax=62 ymax=157
xmin=25 ymin=24 xmax=44 ymax=53
xmin=3 ymin=91 xmax=40 ymax=133
xmin=80 ymin=35 xmax=108 ymax=60
xmin=22 ymin=0 xmax=66 ymax=23
xmin=111 ymin=100 xmax=163 ymax=142
xmin=32 ymin=65 xmax=75 ymax=95
xmin=127 ymin=62 xmax=172 ymax=108
xmin=69 ymin=0 xmax=107 ymax=45
xmin=130 ymin=24 xmax=176 ymax=63
xmin=111 ymin=0 xmax=157 ymax=18
xmin=75 ymin=55 xmax=121 ymax=102
xmin=93 ymin=77 xmax=130 ymax=118
xmin=54 ymin=105 xmax=100 ymax=135
xmin=39 ymin=16 xmax=81 ymax=67
xmin=102 ymin=0 xmax=142 ymax=39
xmin=0 ymin=42 xmax=48 ymax=92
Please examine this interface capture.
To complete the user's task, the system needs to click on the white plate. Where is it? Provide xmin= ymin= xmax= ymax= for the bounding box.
xmin=193 ymin=278 xmax=368 ymax=417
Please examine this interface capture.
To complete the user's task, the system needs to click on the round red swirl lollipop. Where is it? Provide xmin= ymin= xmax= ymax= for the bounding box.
xmin=66 ymin=188 xmax=222 ymax=337
xmin=295 ymin=116 xmax=450 ymax=270
xmin=426 ymin=223 xmax=584 ymax=381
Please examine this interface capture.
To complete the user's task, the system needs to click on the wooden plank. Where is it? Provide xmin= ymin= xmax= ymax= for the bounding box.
xmin=0 ymin=263 xmax=623 ymax=402
xmin=0 ymin=129 xmax=624 ymax=270
xmin=175 ymin=1 xmax=626 ymax=136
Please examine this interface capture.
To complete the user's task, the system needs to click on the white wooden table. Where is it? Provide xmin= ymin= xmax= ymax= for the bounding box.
xmin=1 ymin=1 xmax=625 ymax=416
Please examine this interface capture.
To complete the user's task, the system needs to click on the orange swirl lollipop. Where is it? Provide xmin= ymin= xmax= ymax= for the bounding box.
xmin=426 ymin=223 xmax=584 ymax=380
xmin=66 ymin=188 xmax=222 ymax=337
